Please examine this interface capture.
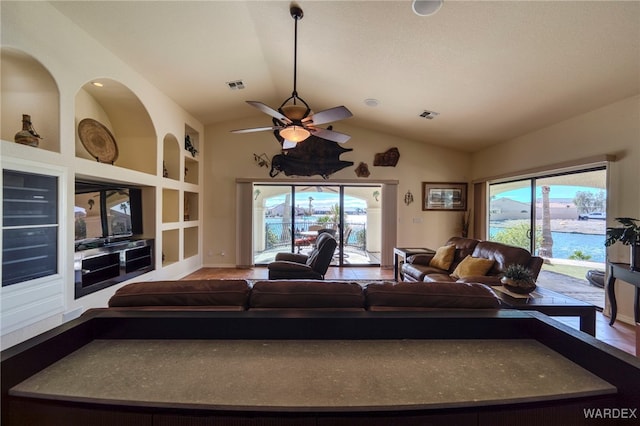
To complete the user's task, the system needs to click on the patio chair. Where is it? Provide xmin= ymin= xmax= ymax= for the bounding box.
xmin=268 ymin=233 xmax=337 ymax=280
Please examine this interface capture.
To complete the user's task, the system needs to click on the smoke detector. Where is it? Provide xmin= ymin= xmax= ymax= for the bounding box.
xmin=419 ymin=110 xmax=439 ymax=119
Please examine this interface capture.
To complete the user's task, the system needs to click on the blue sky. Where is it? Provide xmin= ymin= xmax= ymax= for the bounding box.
xmin=264 ymin=192 xmax=366 ymax=211
xmin=496 ymin=185 xmax=604 ymax=202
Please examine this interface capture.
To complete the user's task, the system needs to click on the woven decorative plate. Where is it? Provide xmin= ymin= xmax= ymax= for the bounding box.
xmin=78 ymin=118 xmax=119 ymax=163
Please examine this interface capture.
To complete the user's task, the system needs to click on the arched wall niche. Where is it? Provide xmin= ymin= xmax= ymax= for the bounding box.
xmin=75 ymin=78 xmax=157 ymax=174
xmin=0 ymin=47 xmax=60 ymax=152
xmin=162 ymin=133 xmax=180 ymax=181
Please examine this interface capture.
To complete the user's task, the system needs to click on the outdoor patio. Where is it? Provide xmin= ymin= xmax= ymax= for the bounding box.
xmin=254 ymin=244 xmax=380 ymax=266
xmin=536 ymin=269 xmax=604 ymax=309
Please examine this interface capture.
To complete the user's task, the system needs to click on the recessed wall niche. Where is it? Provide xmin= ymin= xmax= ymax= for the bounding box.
xmin=162 ymin=188 xmax=179 ymax=223
xmin=0 ymin=48 xmax=60 ymax=152
xmin=75 ymin=79 xmax=157 ymax=174
xmin=163 ymin=134 xmax=180 ymax=180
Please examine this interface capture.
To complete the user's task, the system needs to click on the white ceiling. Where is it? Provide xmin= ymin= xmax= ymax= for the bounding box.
xmin=51 ymin=0 xmax=640 ymax=152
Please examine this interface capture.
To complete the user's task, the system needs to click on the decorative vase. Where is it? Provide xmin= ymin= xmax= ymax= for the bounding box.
xmin=14 ymin=114 xmax=42 ymax=147
xmin=501 ymin=277 xmax=537 ymax=294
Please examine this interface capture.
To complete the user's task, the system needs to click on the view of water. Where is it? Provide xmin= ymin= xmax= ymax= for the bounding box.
xmin=264 ymin=215 xmax=366 ymax=247
xmin=489 ymin=229 xmax=605 ymax=263
xmin=265 ymin=215 xmax=606 ymax=263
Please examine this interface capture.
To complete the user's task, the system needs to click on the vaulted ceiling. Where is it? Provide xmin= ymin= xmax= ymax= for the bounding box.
xmin=51 ymin=1 xmax=640 ymax=152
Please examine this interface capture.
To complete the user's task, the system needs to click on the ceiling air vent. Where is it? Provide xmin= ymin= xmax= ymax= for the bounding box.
xmin=419 ymin=110 xmax=439 ymax=119
xmin=226 ymin=80 xmax=245 ymax=90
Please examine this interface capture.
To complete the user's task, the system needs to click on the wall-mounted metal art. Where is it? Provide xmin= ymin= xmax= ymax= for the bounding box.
xmin=253 ymin=153 xmax=270 ymax=168
xmin=374 ymin=147 xmax=400 ymax=167
xmin=269 ymin=134 xmax=353 ymax=179
xmin=354 ymin=162 xmax=370 ymax=178
xmin=404 ymin=190 xmax=414 ymax=205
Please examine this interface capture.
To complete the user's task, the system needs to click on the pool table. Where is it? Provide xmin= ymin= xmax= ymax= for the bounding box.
xmin=2 ymin=309 xmax=639 ymax=425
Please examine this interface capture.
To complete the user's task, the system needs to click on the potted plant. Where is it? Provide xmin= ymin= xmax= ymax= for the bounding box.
xmin=501 ymin=264 xmax=536 ymax=294
xmin=605 ymin=217 xmax=640 ymax=271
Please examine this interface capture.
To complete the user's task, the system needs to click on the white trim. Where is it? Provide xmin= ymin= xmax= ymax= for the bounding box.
xmin=1 ymin=158 xmax=67 ymax=336
xmin=236 ymin=180 xmax=398 ymax=268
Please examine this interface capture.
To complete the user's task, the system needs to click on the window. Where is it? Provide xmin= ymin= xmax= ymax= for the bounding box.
xmin=488 ymin=166 xmax=607 ymax=308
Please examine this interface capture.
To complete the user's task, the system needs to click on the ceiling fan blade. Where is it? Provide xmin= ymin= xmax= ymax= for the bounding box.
xmin=231 ymin=126 xmax=281 ymax=134
xmin=282 ymin=139 xmax=297 ymax=149
xmin=246 ymin=101 xmax=291 ymax=123
xmin=303 ymin=106 xmax=353 ymax=125
xmin=310 ymin=127 xmax=351 ymax=144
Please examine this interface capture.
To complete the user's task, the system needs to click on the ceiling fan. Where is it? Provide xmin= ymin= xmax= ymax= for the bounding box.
xmin=231 ymin=4 xmax=353 ymax=149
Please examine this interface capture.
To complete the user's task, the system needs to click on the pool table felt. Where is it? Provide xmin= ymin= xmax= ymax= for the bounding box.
xmin=10 ymin=339 xmax=615 ymax=412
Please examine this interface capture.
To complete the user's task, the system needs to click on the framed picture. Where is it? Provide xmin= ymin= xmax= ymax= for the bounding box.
xmin=422 ymin=182 xmax=467 ymax=211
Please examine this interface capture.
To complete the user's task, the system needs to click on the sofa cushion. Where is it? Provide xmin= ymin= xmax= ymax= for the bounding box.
xmin=429 ymin=244 xmax=456 ymax=270
xmin=450 ymin=255 xmax=494 ymax=279
xmin=422 ymin=273 xmax=456 ymax=283
xmin=445 ymin=237 xmax=481 ymax=272
xmin=108 ymin=280 xmax=251 ymax=310
xmin=365 ymin=281 xmax=500 ymax=310
xmin=249 ymin=280 xmax=365 ymax=310
xmin=472 ymin=241 xmax=534 ymax=276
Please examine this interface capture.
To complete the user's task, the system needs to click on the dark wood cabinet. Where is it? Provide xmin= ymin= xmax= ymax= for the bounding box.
xmin=2 ymin=170 xmax=58 ymax=287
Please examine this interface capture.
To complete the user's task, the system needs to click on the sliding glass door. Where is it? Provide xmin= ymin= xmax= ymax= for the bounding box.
xmin=252 ymin=184 xmax=380 ymax=266
xmin=488 ymin=167 xmax=607 ymax=307
xmin=489 ymin=180 xmax=534 ymax=252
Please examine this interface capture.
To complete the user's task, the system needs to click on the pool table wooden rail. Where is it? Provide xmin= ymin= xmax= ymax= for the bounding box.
xmin=2 ymin=309 xmax=640 ymax=426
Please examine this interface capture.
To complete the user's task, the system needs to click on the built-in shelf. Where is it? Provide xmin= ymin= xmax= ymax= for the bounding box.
xmin=2 ymin=41 xmax=203 ymax=345
xmin=184 ymin=157 xmax=199 ymax=185
xmin=75 ymin=79 xmax=156 ymax=175
xmin=184 ymin=124 xmax=199 ymax=160
xmin=162 ymin=229 xmax=179 ymax=266
xmin=1 ymin=48 xmax=60 ymax=153
xmin=184 ymin=191 xmax=199 ymax=221
xmin=162 ymin=134 xmax=180 ymax=181
xmin=162 ymin=188 xmax=179 ymax=223
xmin=184 ymin=226 xmax=199 ymax=259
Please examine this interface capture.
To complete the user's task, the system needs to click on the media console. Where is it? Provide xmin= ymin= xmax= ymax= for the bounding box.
xmin=74 ymin=238 xmax=154 ymax=298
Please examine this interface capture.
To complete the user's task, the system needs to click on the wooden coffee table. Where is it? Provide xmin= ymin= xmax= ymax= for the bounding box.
xmin=393 ymin=247 xmax=435 ymax=281
xmin=493 ymin=285 xmax=596 ymax=336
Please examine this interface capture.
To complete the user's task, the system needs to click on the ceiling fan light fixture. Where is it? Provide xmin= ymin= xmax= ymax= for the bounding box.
xmin=230 ymin=4 xmax=352 ymax=145
xmin=279 ymin=126 xmax=310 ymax=143
xmin=281 ymin=104 xmax=310 ymax=120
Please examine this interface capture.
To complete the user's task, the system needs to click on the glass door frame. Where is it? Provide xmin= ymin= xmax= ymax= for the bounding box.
xmin=253 ymin=183 xmax=381 ymax=267
xmin=488 ymin=165 xmax=608 ymax=257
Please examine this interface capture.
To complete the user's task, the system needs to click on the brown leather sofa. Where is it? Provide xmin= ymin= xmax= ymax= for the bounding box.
xmin=108 ymin=279 xmax=501 ymax=311
xmin=401 ymin=237 xmax=543 ymax=286
xmin=107 ymin=279 xmax=251 ymax=311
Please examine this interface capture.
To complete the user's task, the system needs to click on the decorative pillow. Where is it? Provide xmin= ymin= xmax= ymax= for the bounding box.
xmin=450 ymin=255 xmax=494 ymax=279
xmin=428 ymin=244 xmax=456 ymax=270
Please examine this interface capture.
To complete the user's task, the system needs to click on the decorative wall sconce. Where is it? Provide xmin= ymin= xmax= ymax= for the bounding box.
xmin=404 ymin=190 xmax=414 ymax=205
xmin=373 ymin=190 xmax=380 ymax=202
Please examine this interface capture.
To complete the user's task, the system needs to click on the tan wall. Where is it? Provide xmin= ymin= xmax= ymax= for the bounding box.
xmin=471 ymin=95 xmax=640 ymax=325
xmin=203 ymin=118 xmax=471 ymax=267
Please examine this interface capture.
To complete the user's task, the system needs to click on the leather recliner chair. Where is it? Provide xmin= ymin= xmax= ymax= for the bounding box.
xmin=267 ymin=232 xmax=337 ymax=280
